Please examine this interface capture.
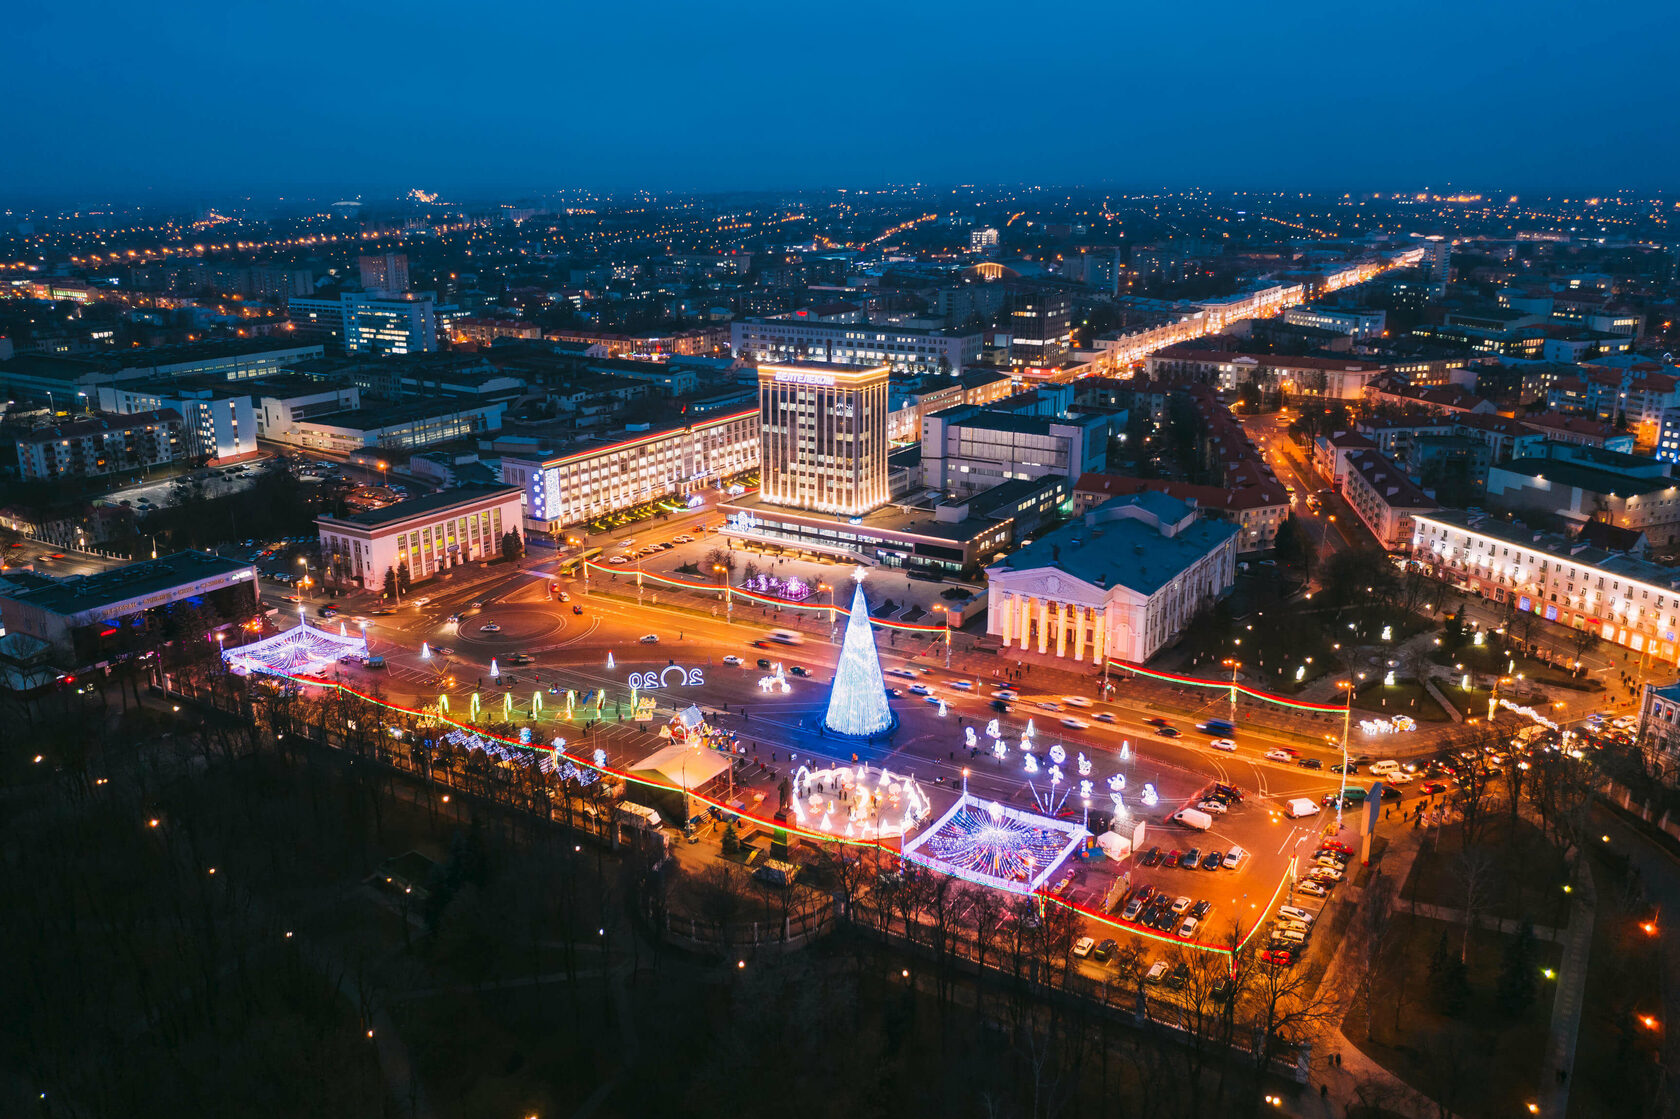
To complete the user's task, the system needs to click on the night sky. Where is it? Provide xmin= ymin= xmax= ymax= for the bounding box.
xmin=7 ymin=0 xmax=1676 ymax=200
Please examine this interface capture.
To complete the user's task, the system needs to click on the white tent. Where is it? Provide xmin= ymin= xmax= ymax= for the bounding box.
xmin=632 ymin=741 xmax=731 ymax=790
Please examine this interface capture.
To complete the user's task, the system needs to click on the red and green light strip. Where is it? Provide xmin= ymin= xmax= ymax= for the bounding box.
xmin=583 ymin=561 xmax=948 ymax=633
xmin=1108 ymin=659 xmax=1347 ymax=714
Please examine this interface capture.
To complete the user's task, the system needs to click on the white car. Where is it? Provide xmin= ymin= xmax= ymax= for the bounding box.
xmin=1061 ymin=717 xmax=1090 ymax=729
xmin=1072 ymin=936 xmax=1095 ymax=958
xmin=923 ymin=694 xmax=942 ymax=705
xmin=1145 ymin=961 xmax=1169 ymax=984
xmin=1210 ymin=738 xmax=1237 ymax=752
xmin=1095 ymin=712 xmax=1117 ymax=723
xmin=1308 ymin=866 xmax=1343 ymax=883
xmin=723 ymin=655 xmax=743 ymax=666
xmin=909 ymin=684 xmax=932 ymax=696
xmin=950 ymin=680 xmax=975 ymax=690
xmin=608 ymin=555 xmax=628 ymax=564
xmin=1062 ymin=696 xmax=1093 ymax=708
xmin=639 ymin=633 xmax=659 ymax=644
xmin=673 ymin=534 xmax=694 ymax=543
xmin=1277 ymin=905 xmax=1316 ymax=924
xmin=1297 ymin=880 xmax=1329 ymax=898
xmin=887 ymin=668 xmax=918 ymax=679
xmin=993 ymin=689 xmax=1019 ymax=700
xmin=1196 ymin=800 xmax=1228 ymax=815
xmin=1264 ymin=749 xmax=1293 ymax=762
xmin=479 ymin=623 xmax=501 ymax=633
xmin=1170 ymin=895 xmax=1193 ymax=916
xmin=1177 ymin=916 xmax=1200 ymax=939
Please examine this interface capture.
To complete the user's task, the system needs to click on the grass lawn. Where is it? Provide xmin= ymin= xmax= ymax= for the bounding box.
xmin=1403 ymin=816 xmax=1573 ymax=928
xmin=1353 ymin=678 xmax=1451 ymax=722
xmin=1343 ymin=912 xmax=1561 ymax=1119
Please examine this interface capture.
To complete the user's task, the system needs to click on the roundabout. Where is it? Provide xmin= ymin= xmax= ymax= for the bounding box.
xmin=447 ymin=604 xmax=568 ymax=649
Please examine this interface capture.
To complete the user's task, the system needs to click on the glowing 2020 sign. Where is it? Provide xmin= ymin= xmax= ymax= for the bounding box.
xmin=627 ymin=665 xmax=706 ymax=689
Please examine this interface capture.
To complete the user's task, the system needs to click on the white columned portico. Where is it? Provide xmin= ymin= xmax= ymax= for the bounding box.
xmin=1036 ymin=599 xmax=1049 ymax=655
xmin=999 ymin=592 xmax=1014 ymax=644
xmin=1071 ymin=605 xmax=1086 ymax=662
xmin=1054 ymin=601 xmax=1068 ymax=658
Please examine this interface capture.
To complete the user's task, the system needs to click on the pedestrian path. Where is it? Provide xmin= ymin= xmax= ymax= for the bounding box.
xmin=1537 ymin=856 xmax=1596 ymax=1118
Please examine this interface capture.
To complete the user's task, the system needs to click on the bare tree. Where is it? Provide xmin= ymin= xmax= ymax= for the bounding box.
xmin=1451 ymin=842 xmax=1498 ymax=960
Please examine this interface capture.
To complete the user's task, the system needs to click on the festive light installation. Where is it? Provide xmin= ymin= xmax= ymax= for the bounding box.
xmin=606 ymin=651 xmax=615 ymax=670
xmin=822 ymin=571 xmax=895 ymax=737
xmin=490 ymin=658 xmax=499 ymax=680
xmin=421 ymin=642 xmax=431 ymax=659
xmin=788 ymin=764 xmax=930 ymax=839
xmin=964 ymin=726 xmax=977 ymax=749
xmin=903 ymin=794 xmax=1088 ymax=895
xmin=220 ymin=618 xmax=367 ymax=677
xmin=992 ymin=738 xmax=1007 ymax=760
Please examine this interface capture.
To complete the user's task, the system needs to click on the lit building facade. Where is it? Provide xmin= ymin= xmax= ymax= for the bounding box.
xmin=1009 ymin=289 xmax=1071 ymax=368
xmin=758 ymin=361 xmax=890 ymax=516
xmin=16 ymin=409 xmax=184 ymax=481
xmin=316 ymin=486 xmax=524 ymax=588
xmin=501 ymin=410 xmax=758 ymax=530
xmin=1413 ymin=510 xmax=1680 ymax=664
xmin=732 ymin=319 xmax=981 ymax=376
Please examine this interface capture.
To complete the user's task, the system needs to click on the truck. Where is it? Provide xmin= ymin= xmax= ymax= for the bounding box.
xmin=615 ymin=802 xmax=664 ymax=830
xmin=1284 ymin=798 xmax=1321 ymax=819
xmin=1172 ymin=808 xmax=1214 ymax=831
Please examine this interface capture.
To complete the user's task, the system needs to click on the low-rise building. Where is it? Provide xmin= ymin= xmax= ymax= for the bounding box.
xmin=315 ymin=486 xmax=525 ymax=588
xmin=921 ymin=403 xmax=1115 ymax=496
xmin=286 ymin=399 xmax=506 ymax=454
xmin=1516 ymin=412 xmax=1637 ymax=452
xmin=502 ymin=410 xmax=758 ymax=531
xmin=250 ymin=376 xmax=363 ymax=442
xmin=985 ymin=492 xmax=1239 ymax=665
xmin=1282 ymin=304 xmax=1388 ymax=339
xmin=1485 ymin=449 xmax=1680 ymax=545
xmin=15 ymin=409 xmax=183 ymax=481
xmin=96 ymin=380 xmax=258 ymax=463
xmin=1637 ymin=682 xmax=1680 ymax=784
xmin=731 ymin=316 xmax=982 ymax=376
xmin=0 ymin=551 xmax=257 ymax=664
xmin=1072 ymin=472 xmax=1289 ymax=556
xmin=1340 ymin=449 xmax=1438 ymax=551
xmin=1413 ymin=509 xmax=1680 ymax=665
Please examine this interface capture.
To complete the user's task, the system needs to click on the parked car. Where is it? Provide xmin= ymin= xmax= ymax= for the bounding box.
xmin=1092 ymin=939 xmax=1116 ymax=962
xmin=1144 ymin=961 xmax=1169 ymax=984
xmin=1200 ymin=851 xmax=1223 ymax=871
xmin=1163 ymin=850 xmax=1181 ymax=868
xmin=1190 ymin=900 xmax=1212 ymax=920
xmin=1166 ymin=963 xmax=1190 ymax=989
xmin=1296 ymin=757 xmax=1323 ymax=770
xmin=1196 ymin=799 xmax=1228 ymax=815
xmin=1170 ymin=895 xmax=1193 ymax=916
xmin=1072 ymin=936 xmax=1096 ymax=958
xmin=1297 ymin=880 xmax=1330 ymax=898
xmin=1177 ymin=916 xmax=1200 ymax=939
xmin=1140 ymin=846 xmax=1162 ymax=867
xmin=1264 ymin=749 xmax=1293 ymax=762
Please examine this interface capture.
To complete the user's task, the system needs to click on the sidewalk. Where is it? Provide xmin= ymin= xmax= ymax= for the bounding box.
xmin=1537 ymin=854 xmax=1597 ymax=1118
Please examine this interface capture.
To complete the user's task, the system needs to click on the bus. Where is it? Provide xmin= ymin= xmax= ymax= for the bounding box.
xmin=558 ymin=546 xmax=603 ymax=576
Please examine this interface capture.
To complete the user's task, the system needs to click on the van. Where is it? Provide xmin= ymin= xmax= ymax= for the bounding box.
xmin=1368 ymin=760 xmax=1400 ymax=777
xmin=1173 ymin=808 xmax=1214 ymax=831
xmin=767 ymin=629 xmax=804 ymax=645
xmin=1284 ymin=798 xmax=1321 ymax=819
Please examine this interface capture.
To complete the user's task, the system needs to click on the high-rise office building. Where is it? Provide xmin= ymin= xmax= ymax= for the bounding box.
xmin=358 ymin=252 xmax=410 ymax=295
xmin=757 ymin=360 xmax=890 ymax=515
xmin=1009 ymin=288 xmax=1071 ymax=367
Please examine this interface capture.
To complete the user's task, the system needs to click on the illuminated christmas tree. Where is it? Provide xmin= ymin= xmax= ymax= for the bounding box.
xmin=823 ymin=569 xmax=895 ymax=737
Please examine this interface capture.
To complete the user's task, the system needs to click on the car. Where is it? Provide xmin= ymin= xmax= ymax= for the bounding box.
xmin=1259 ymin=948 xmax=1294 ymax=967
xmin=572 ymin=605 xmax=584 ymax=614
xmin=639 ymin=634 xmax=659 ymax=644
xmin=658 ymin=542 xmax=676 ymax=551
xmin=1296 ymin=880 xmax=1330 ymax=898
xmin=1037 ymin=700 xmax=1062 ymax=712
xmin=1144 ymin=961 xmax=1169 ymax=984
xmin=1062 ymin=696 xmax=1092 ymax=708
xmin=884 ymin=687 xmax=902 ymax=698
xmin=1196 ymin=800 xmax=1228 ymax=815
xmin=1095 ymin=711 xmax=1117 ymax=723
xmin=319 ymin=605 xmax=339 ymax=618
xmin=1277 ymin=905 xmax=1316 ymax=924
xmin=673 ymin=534 xmax=694 ymax=543
xmin=1308 ymin=867 xmax=1343 ymax=883
xmin=1181 ymin=847 xmax=1202 ymax=868
xmin=789 ymin=666 xmax=811 ymax=677
xmin=507 ymin=653 xmax=535 ymax=665
xmin=1386 ymin=770 xmax=1415 ymax=784
xmin=887 ymin=668 xmax=918 ymax=679
xmin=281 ymin=595 xmax=301 ymax=603
xmin=1274 ymin=917 xmax=1311 ymax=935
xmin=1092 ymin=938 xmax=1116 ymax=963
xmin=910 ymin=684 xmax=932 ymax=695
xmin=1146 ymin=717 xmax=1171 ymax=727
xmin=1170 ymin=895 xmax=1192 ymax=915
xmin=1210 ymin=738 xmax=1237 ymax=751
xmin=1319 ymin=839 xmax=1355 ymax=854
xmin=1296 ymin=757 xmax=1323 ymax=770
xmin=558 ymin=592 xmax=570 ymax=602
xmin=1061 ymin=717 xmax=1090 ymax=729
xmin=1222 ymin=847 xmax=1248 ymax=870
xmin=1213 ymin=783 xmax=1244 ymax=802
xmin=1163 ymin=850 xmax=1181 ymax=868
xmin=618 ymin=539 xmax=637 ymax=548
xmin=1122 ymin=897 xmax=1147 ymax=921
xmin=1380 ymin=785 xmax=1402 ymax=801
xmin=470 ymin=601 xmax=485 ymax=609
xmin=950 ymin=680 xmax=975 ymax=690
xmin=992 ymin=688 xmax=1019 ymax=699
xmin=1210 ymin=977 xmax=1233 ymax=1001
xmin=1140 ymin=846 xmax=1162 ymax=867
xmin=1190 ymin=900 xmax=1212 ymax=920
xmin=756 ymin=658 xmax=772 ymax=669
xmin=369 ymin=608 xmax=396 ymax=616
xmin=1165 ymin=963 xmax=1190 ymax=990
xmin=1420 ymin=781 xmax=1448 ymax=795
xmin=1271 ymin=928 xmax=1307 ymax=946
xmin=432 ymin=646 xmax=454 ymax=657
xmin=1151 ymin=907 xmax=1176 ymax=932
xmin=608 ymin=556 xmax=628 ymax=564
xmin=1264 ymin=749 xmax=1293 ymax=762
xmin=923 ymin=694 xmax=942 ymax=706
xmin=1200 ymin=851 xmax=1223 ymax=871
xmin=990 ymin=699 xmax=1013 ymax=713
xmin=723 ymin=655 xmax=743 ymax=666
xmin=1072 ymin=936 xmax=1096 ymax=958
xmin=1331 ymin=762 xmax=1359 ymax=774
xmin=479 ymin=623 xmax=502 ymax=633
xmin=1159 ymin=727 xmax=1180 ymax=738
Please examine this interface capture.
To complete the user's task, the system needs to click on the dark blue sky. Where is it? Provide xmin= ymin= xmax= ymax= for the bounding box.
xmin=7 ymin=0 xmax=1675 ymax=202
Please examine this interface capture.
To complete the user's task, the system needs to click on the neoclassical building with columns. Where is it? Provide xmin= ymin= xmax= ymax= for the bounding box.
xmin=984 ymin=492 xmax=1239 ymax=666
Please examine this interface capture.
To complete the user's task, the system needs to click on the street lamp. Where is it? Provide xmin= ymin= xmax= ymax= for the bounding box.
xmin=818 ymin=581 xmax=833 ymax=640
xmin=1221 ymin=658 xmax=1242 ymax=727
xmin=297 ymin=556 xmax=313 ymax=595
xmin=714 ymin=564 xmax=733 ymax=622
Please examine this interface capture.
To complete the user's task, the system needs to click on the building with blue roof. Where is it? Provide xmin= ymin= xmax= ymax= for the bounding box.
xmin=984 ymin=492 xmax=1239 ymax=665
